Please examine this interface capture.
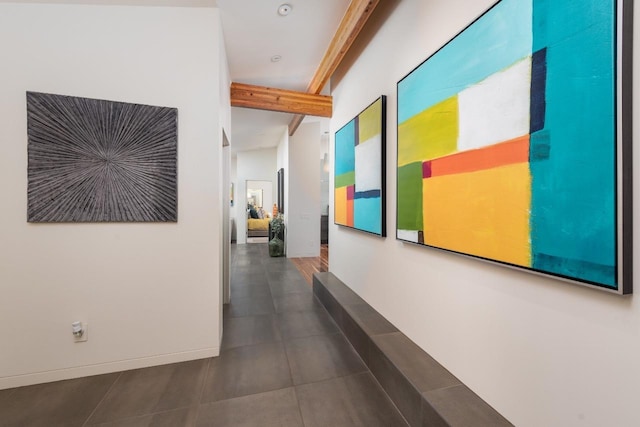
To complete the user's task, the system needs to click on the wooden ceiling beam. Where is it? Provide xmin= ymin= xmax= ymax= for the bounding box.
xmin=288 ymin=0 xmax=380 ymax=135
xmin=230 ymin=82 xmax=332 ymax=118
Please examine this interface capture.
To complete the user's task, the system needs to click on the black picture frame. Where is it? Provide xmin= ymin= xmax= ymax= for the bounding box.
xmin=277 ymin=168 xmax=285 ymax=214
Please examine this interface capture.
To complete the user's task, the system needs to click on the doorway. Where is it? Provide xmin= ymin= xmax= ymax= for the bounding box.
xmin=246 ymin=179 xmax=273 ymax=243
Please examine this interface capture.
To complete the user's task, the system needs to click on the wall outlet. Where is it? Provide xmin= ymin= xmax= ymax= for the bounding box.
xmin=73 ymin=322 xmax=88 ymax=343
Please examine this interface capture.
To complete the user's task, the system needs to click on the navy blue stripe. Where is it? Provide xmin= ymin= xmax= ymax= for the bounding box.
xmin=354 ymin=190 xmax=381 ymax=199
xmin=530 ymin=47 xmax=547 ymax=133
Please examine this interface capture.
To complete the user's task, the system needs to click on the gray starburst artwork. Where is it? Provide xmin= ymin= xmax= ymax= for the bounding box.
xmin=27 ymin=92 xmax=178 ymax=222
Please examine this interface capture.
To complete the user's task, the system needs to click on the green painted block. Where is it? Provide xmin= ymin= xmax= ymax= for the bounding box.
xmin=335 ymin=171 xmax=355 ymax=188
xmin=397 ymin=162 xmax=423 ymax=231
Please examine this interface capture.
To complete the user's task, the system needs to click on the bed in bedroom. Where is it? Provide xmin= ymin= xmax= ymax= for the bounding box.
xmin=247 ymin=205 xmax=271 ymax=238
xmin=247 ymin=217 xmax=271 ymax=238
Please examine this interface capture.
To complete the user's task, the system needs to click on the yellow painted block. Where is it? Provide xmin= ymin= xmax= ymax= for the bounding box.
xmin=422 ymin=163 xmax=532 ymax=267
xmin=359 ymin=98 xmax=382 ymax=143
xmin=398 ymin=96 xmax=458 ymax=167
xmin=335 ymin=186 xmax=348 ymax=225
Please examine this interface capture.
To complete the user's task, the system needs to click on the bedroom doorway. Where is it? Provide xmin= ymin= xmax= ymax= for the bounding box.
xmin=246 ymin=179 xmax=274 ymax=243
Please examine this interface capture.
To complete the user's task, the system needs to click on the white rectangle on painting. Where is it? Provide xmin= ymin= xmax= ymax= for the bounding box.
xmin=397 ymin=229 xmax=419 ymax=243
xmin=354 ymin=134 xmax=382 ymax=192
xmin=458 ymin=57 xmax=531 ymax=152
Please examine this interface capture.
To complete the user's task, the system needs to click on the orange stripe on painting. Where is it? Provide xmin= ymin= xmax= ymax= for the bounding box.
xmin=335 ymin=186 xmax=347 ymax=226
xmin=429 ymin=135 xmax=529 ymax=178
xmin=347 ymin=199 xmax=354 ymax=227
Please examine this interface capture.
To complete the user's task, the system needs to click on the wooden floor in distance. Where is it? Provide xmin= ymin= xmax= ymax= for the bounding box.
xmin=291 ymin=244 xmax=329 ymax=285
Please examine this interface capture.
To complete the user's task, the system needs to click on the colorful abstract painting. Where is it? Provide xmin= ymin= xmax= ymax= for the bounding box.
xmin=335 ymin=96 xmax=386 ymax=236
xmin=396 ymin=0 xmax=632 ymax=293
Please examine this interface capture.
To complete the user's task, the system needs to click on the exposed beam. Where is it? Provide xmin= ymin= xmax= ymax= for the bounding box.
xmin=288 ymin=0 xmax=380 ymax=135
xmin=288 ymin=113 xmax=306 ymax=137
xmin=230 ymin=82 xmax=332 ymax=118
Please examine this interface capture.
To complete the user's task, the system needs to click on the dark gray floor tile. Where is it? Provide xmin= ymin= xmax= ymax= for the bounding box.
xmin=90 ymin=406 xmax=198 ymax=427
xmin=422 ymin=385 xmax=512 ymax=427
xmin=371 ymin=333 xmax=460 ymax=392
xmin=296 ymin=372 xmax=409 ymax=427
xmin=267 ymin=269 xmax=306 ymax=284
xmin=230 ymin=279 xmax=271 ymax=299
xmin=285 ymin=333 xmax=367 ymax=385
xmin=277 ymin=310 xmax=339 ymax=339
xmin=0 ymin=373 xmax=119 ymax=427
xmin=234 ymin=243 xmax=267 ymax=255
xmin=263 ymin=260 xmax=299 ymax=271
xmin=232 ymin=264 xmax=265 ymax=276
xmin=273 ymin=291 xmax=324 ymax=313
xmin=235 ymin=254 xmax=269 ymax=267
xmin=0 ymin=388 xmax=15 ymax=406
xmin=221 ymin=315 xmax=281 ymax=350
xmin=86 ymin=359 xmax=208 ymax=425
xmin=226 ymin=295 xmax=275 ymax=317
xmin=196 ymin=387 xmax=304 ymax=427
xmin=269 ymin=277 xmax=311 ymax=296
xmin=234 ymin=258 xmax=257 ymax=267
xmin=230 ymin=271 xmax=269 ymax=287
xmin=201 ymin=341 xmax=292 ymax=403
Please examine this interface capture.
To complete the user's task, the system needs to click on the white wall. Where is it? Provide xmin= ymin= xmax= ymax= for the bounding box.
xmin=287 ymin=122 xmax=321 ymax=257
xmin=235 ymin=148 xmax=278 ymax=244
xmin=321 ymin=133 xmax=330 ymax=215
xmin=0 ymin=3 xmax=228 ymax=388
xmin=329 ymin=1 xmax=640 ymax=426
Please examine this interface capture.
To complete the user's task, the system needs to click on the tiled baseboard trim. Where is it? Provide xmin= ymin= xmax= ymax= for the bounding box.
xmin=312 ymin=272 xmax=512 ymax=427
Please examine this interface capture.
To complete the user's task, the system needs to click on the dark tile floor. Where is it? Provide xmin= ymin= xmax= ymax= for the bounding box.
xmin=0 ymin=243 xmax=407 ymax=427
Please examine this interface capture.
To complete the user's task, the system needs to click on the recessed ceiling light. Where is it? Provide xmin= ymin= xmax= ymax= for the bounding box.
xmin=271 ymin=55 xmax=282 ymax=62
xmin=277 ymin=3 xmax=292 ymax=16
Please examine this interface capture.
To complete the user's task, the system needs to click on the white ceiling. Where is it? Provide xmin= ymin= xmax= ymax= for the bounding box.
xmin=0 ymin=0 xmax=216 ymax=6
xmin=2 ymin=0 xmax=348 ymax=153
xmin=217 ymin=0 xmax=349 ymax=153
xmin=217 ymin=0 xmax=348 ymax=91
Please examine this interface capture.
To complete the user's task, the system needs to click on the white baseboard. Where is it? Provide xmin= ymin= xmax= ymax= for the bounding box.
xmin=0 ymin=347 xmax=219 ymax=390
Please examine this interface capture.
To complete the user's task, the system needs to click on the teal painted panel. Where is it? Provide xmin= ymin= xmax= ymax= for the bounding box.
xmin=529 ymin=0 xmax=617 ymax=287
xmin=398 ymin=0 xmax=532 ymax=123
xmin=354 ymin=197 xmax=382 ymax=234
xmin=335 ymin=120 xmax=356 ymax=176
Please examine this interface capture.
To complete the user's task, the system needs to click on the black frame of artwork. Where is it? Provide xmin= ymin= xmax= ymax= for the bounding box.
xmin=277 ymin=168 xmax=285 ymax=214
